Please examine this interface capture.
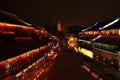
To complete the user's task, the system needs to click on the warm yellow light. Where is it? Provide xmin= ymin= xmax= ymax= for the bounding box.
xmin=74 ymin=47 xmax=79 ymax=53
xmin=67 ymin=37 xmax=77 ymax=48
xmin=88 ymin=31 xmax=93 ymax=34
xmin=80 ymin=48 xmax=93 ymax=59
xmin=28 ymin=65 xmax=32 ymax=69
xmin=23 ymin=68 xmax=28 ymax=73
xmin=84 ymin=31 xmax=89 ymax=35
xmin=16 ymin=71 xmax=22 ymax=77
xmin=106 ymin=30 xmax=109 ymax=35
xmin=119 ymin=29 xmax=120 ymax=35
xmin=78 ymin=47 xmax=81 ymax=52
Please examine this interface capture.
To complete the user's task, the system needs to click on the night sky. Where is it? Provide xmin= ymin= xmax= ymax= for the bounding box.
xmin=0 ymin=0 xmax=120 ymax=30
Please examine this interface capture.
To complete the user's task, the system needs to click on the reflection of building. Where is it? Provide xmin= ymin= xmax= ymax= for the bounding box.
xmin=57 ymin=21 xmax=62 ymax=32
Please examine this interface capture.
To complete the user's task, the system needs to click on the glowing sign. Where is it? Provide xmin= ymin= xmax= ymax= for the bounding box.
xmin=80 ymin=48 xmax=93 ymax=59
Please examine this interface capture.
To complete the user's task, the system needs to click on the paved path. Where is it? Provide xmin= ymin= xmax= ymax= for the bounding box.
xmin=44 ymin=46 xmax=96 ymax=80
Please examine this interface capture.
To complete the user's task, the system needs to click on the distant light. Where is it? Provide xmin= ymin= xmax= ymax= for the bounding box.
xmin=99 ymin=17 xmax=120 ymax=30
xmin=82 ymin=22 xmax=98 ymax=32
xmin=92 ymin=35 xmax=101 ymax=41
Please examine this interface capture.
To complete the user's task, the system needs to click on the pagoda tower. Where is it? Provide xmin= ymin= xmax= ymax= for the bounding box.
xmin=57 ymin=21 xmax=62 ymax=32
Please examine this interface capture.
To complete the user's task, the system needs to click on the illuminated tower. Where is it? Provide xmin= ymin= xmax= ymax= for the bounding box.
xmin=57 ymin=21 xmax=62 ymax=32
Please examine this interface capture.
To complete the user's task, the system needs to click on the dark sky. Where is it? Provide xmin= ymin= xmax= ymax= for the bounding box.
xmin=0 ymin=0 xmax=120 ymax=29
